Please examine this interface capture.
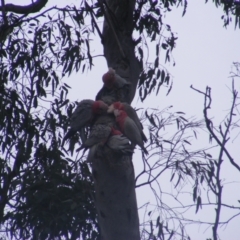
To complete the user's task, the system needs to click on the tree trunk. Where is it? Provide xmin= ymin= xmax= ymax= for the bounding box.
xmin=92 ymin=149 xmax=140 ymax=240
xmin=101 ymin=0 xmax=141 ymax=103
xmin=91 ymin=0 xmax=141 ymax=239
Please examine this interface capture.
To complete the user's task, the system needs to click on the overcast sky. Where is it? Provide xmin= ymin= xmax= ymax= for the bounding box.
xmin=138 ymin=2 xmax=240 ymax=239
xmin=66 ymin=1 xmax=240 ymax=239
xmin=3 ymin=0 xmax=240 ymax=239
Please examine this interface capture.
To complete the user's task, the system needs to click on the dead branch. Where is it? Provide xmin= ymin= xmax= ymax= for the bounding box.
xmin=191 ymin=84 xmax=240 ymax=172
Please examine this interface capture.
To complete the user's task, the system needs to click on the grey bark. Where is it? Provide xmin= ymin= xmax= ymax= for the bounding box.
xmin=91 ymin=148 xmax=139 ymax=240
xmin=91 ymin=0 xmax=141 ymax=239
xmin=101 ymin=0 xmax=142 ymax=104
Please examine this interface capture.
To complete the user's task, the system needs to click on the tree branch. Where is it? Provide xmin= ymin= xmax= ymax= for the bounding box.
xmin=85 ymin=2 xmax=103 ymax=41
xmin=191 ymin=84 xmax=240 ymax=172
xmin=0 ymin=0 xmax=48 ymax=14
xmin=1 ymin=0 xmax=7 ymax=24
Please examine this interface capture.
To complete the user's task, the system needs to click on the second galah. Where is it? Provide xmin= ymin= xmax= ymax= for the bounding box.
xmin=62 ymin=100 xmax=108 ymax=145
xmin=113 ymin=109 xmax=148 ymax=155
xmin=107 ymin=127 xmax=134 ymax=154
xmin=108 ymin=102 xmax=147 ymax=142
xmin=102 ymin=68 xmax=130 ymax=89
xmin=84 ymin=124 xmax=112 ymax=162
xmin=79 ymin=124 xmax=112 ymax=150
xmin=85 ymin=126 xmax=133 ymax=162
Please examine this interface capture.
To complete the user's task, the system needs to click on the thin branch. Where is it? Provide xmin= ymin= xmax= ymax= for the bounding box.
xmin=1 ymin=0 xmax=7 ymax=24
xmin=191 ymin=84 xmax=240 ymax=172
xmin=17 ymin=6 xmax=55 ymax=25
xmin=191 ymin=82 xmax=240 ymax=240
xmin=85 ymin=2 xmax=103 ymax=41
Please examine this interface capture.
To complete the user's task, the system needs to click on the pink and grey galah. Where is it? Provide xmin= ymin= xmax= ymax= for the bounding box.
xmin=62 ymin=100 xmax=108 ymax=145
xmin=82 ymin=124 xmax=112 ymax=162
xmin=80 ymin=124 xmax=112 ymax=151
xmin=102 ymin=68 xmax=130 ymax=89
xmin=96 ymin=68 xmax=131 ymax=103
xmin=86 ymin=126 xmax=133 ymax=162
xmin=108 ymin=101 xmax=147 ymax=142
xmin=107 ymin=127 xmax=134 ymax=154
xmin=113 ymin=109 xmax=148 ymax=155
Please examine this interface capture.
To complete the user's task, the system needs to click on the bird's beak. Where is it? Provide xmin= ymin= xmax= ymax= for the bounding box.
xmin=113 ymin=109 xmax=119 ymax=117
xmin=107 ymin=104 xmax=115 ymax=113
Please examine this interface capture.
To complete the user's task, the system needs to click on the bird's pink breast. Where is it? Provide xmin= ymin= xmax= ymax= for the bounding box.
xmin=113 ymin=102 xmax=124 ymax=110
xmin=116 ymin=111 xmax=128 ymax=132
xmin=111 ymin=127 xmax=122 ymax=135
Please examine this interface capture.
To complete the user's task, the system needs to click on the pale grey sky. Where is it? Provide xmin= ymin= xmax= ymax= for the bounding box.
xmin=3 ymin=1 xmax=240 ymax=239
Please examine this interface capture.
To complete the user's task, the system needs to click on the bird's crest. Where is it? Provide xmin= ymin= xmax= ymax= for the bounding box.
xmin=102 ymin=68 xmax=116 ymax=86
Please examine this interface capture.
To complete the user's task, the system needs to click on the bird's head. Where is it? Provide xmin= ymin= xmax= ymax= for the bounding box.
xmin=108 ymin=102 xmax=124 ymax=113
xmin=113 ymin=101 xmax=123 ymax=110
xmin=113 ymin=109 xmax=127 ymax=118
xmin=102 ymin=68 xmax=116 ymax=88
xmin=92 ymin=100 xmax=108 ymax=114
xmin=107 ymin=101 xmax=123 ymax=113
xmin=114 ymin=110 xmax=127 ymax=130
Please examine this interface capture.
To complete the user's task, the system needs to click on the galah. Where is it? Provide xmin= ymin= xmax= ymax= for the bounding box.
xmin=102 ymin=68 xmax=130 ymax=89
xmin=95 ymin=85 xmax=120 ymax=104
xmin=79 ymin=124 xmax=112 ymax=151
xmin=96 ymin=68 xmax=131 ymax=102
xmin=108 ymin=102 xmax=147 ymax=142
xmin=81 ymin=124 xmax=112 ymax=162
xmin=107 ymin=127 xmax=134 ymax=154
xmin=113 ymin=109 xmax=148 ymax=155
xmin=62 ymin=100 xmax=108 ymax=145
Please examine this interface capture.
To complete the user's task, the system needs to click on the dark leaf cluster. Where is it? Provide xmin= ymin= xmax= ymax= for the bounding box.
xmin=133 ymin=0 xmax=179 ymax=100
xmin=207 ymin=0 xmax=240 ymax=28
xmin=0 ymin=7 xmax=100 ymax=240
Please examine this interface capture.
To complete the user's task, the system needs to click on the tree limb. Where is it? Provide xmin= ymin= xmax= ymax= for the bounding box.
xmin=191 ymin=84 xmax=240 ymax=172
xmin=85 ymin=2 xmax=103 ymax=41
xmin=1 ymin=0 xmax=7 ymax=24
xmin=0 ymin=0 xmax=48 ymax=14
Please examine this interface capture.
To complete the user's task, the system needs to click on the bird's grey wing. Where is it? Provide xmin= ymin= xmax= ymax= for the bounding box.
xmin=84 ymin=124 xmax=111 ymax=147
xmin=124 ymin=103 xmax=147 ymax=142
xmin=107 ymin=135 xmax=133 ymax=154
xmin=70 ymin=100 xmax=94 ymax=131
xmin=124 ymin=103 xmax=143 ymax=130
xmin=123 ymin=117 xmax=143 ymax=145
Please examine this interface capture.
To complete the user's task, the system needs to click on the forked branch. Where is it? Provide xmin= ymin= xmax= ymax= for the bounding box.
xmin=191 ymin=83 xmax=240 ymax=172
